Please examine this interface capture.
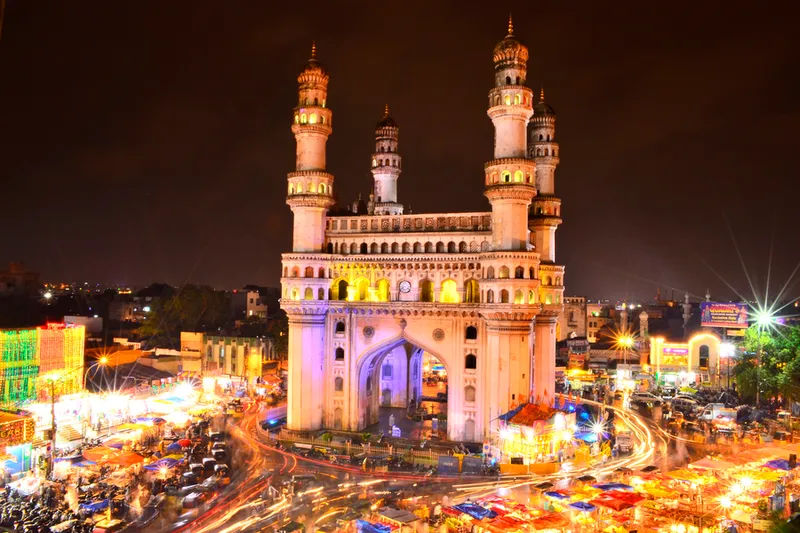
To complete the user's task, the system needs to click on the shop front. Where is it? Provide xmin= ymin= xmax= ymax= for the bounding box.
xmin=650 ymin=333 xmax=721 ymax=387
xmin=0 ymin=410 xmax=36 ymax=477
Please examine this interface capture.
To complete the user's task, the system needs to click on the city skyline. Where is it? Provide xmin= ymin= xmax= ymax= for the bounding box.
xmin=1 ymin=2 xmax=798 ymax=301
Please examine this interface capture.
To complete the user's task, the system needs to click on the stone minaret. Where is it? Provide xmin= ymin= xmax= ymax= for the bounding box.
xmin=283 ymin=44 xmax=332 ymax=433
xmin=287 ymin=43 xmax=335 ymax=253
xmin=682 ymin=292 xmax=692 ymax=335
xmin=528 ymin=88 xmax=562 ymax=263
xmin=485 ymin=16 xmax=536 ymax=251
xmin=371 ymin=105 xmax=404 ymax=215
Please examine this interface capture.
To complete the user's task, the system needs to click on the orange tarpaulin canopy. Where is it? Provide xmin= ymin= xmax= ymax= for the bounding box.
xmin=82 ymin=446 xmax=120 ymax=463
xmin=530 ymin=512 xmax=570 ymax=529
xmin=106 ymin=452 xmax=144 ymax=466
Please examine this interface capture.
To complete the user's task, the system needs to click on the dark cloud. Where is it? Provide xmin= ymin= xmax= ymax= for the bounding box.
xmin=1 ymin=1 xmax=798 ymax=302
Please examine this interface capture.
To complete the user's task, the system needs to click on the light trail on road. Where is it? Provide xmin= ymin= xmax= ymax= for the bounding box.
xmin=189 ymin=396 xmax=666 ymax=532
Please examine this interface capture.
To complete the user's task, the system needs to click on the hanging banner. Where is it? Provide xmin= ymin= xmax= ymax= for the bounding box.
xmin=700 ymin=302 xmax=748 ymax=328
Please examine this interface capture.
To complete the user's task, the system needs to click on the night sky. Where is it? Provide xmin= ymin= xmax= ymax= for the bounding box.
xmin=2 ymin=2 xmax=798 ymax=302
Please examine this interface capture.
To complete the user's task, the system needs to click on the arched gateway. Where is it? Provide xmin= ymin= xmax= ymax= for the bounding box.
xmin=280 ymin=20 xmax=566 ymax=442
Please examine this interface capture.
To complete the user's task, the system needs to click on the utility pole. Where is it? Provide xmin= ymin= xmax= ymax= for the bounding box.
xmin=47 ymin=380 xmax=56 ymax=479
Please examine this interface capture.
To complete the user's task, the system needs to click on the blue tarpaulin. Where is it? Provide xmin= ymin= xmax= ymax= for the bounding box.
xmin=544 ymin=491 xmax=570 ymax=500
xmin=74 ymin=460 xmax=97 ymax=468
xmin=575 ymin=431 xmax=599 ymax=443
xmin=80 ymin=499 xmax=109 ymax=513
xmin=593 ymin=483 xmax=633 ymax=491
xmin=165 ymin=442 xmax=182 ymax=453
xmin=134 ymin=417 xmax=166 ymax=425
xmin=569 ymin=501 xmax=597 ymax=512
xmin=453 ymin=503 xmax=497 ymax=520
xmin=355 ymin=520 xmax=392 ymax=533
xmin=144 ymin=458 xmax=181 ymax=471
xmin=765 ymin=459 xmax=793 ymax=471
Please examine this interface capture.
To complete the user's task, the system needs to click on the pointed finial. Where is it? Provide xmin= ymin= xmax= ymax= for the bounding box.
xmin=539 ymin=87 xmax=545 ymax=102
xmin=383 ymin=103 xmax=390 ymax=117
xmin=507 ymin=14 xmax=514 ymax=36
xmin=310 ymin=41 xmax=317 ymax=59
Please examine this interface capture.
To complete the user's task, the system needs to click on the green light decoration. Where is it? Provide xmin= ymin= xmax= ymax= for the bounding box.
xmin=0 ymin=330 xmax=40 ymax=406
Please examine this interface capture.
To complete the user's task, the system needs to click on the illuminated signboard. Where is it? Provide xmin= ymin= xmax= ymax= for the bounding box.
xmin=661 ymin=345 xmax=688 ymax=367
xmin=700 ymin=302 xmax=748 ymax=329
xmin=663 ymin=347 xmax=688 ymax=355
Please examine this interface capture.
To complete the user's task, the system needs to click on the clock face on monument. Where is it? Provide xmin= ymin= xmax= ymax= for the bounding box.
xmin=399 ymin=280 xmax=411 ymax=293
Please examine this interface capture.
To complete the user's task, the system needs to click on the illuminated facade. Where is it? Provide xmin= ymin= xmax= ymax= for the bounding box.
xmin=0 ymin=324 xmax=85 ymax=407
xmin=281 ymin=20 xmax=565 ymax=441
xmin=649 ymin=333 xmax=721 ymax=386
xmin=37 ymin=323 xmax=84 ymax=397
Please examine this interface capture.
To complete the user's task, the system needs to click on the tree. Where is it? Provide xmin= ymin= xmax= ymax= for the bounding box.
xmin=137 ymin=285 xmax=230 ymax=346
xmin=265 ymin=311 xmax=288 ymax=359
xmin=735 ymin=325 xmax=800 ymax=405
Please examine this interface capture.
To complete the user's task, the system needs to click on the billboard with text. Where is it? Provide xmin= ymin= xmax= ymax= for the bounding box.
xmin=700 ymin=302 xmax=748 ymax=329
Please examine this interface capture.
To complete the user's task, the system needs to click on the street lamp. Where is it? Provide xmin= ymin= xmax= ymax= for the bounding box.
xmin=615 ymin=334 xmax=635 ymax=367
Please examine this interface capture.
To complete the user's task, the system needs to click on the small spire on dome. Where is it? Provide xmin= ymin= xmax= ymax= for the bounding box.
xmin=507 ymin=14 xmax=514 ymax=36
xmin=310 ymin=41 xmax=317 ymax=59
xmin=539 ymin=87 xmax=545 ymax=102
xmin=384 ymin=103 xmax=390 ymax=116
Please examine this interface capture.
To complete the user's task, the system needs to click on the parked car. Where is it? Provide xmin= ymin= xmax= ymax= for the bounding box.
xmin=698 ymin=404 xmax=735 ymax=423
xmin=630 ymin=392 xmax=663 ymax=406
xmin=670 ymin=397 xmax=699 ymax=416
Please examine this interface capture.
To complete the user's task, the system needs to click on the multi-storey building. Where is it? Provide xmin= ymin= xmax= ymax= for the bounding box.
xmin=280 ymin=20 xmax=566 ymax=441
xmin=557 ymin=296 xmax=587 ymax=341
xmin=0 ymin=324 xmax=84 ymax=406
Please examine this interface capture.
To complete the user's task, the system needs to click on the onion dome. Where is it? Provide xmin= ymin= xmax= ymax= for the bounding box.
xmin=303 ymin=42 xmax=326 ymax=75
xmin=534 ymin=87 xmax=555 ymax=115
xmin=492 ymin=15 xmax=529 ymax=71
xmin=376 ymin=104 xmax=397 ymax=129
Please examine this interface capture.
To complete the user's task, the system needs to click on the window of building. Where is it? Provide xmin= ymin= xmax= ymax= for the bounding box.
xmin=335 ymin=347 xmax=344 ymax=360
xmin=335 ymin=321 xmax=345 ymax=334
xmin=465 ymin=326 xmax=478 ymax=340
xmin=419 ymin=279 xmax=434 ymax=302
xmin=465 ymin=354 xmax=477 ymax=369
xmin=382 ymin=364 xmax=392 ymax=378
xmin=334 ymin=377 xmax=343 ymax=392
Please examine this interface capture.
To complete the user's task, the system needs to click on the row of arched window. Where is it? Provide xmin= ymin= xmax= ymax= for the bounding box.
xmin=485 ymin=265 xmax=537 ymax=280
xmin=487 ymin=170 xmax=534 ymax=185
xmin=534 ymin=147 xmax=558 ymax=157
xmin=541 ymin=275 xmax=563 ymax=286
xmin=284 ymin=266 xmax=326 ymax=278
xmin=492 ymin=92 xmax=529 ymax=107
xmin=326 ymin=240 xmax=489 ymax=255
xmin=484 ymin=288 xmax=537 ymax=304
xmin=327 ymin=278 xmax=481 ymax=304
xmin=299 ymin=96 xmax=325 ymax=107
xmin=288 ymin=182 xmax=330 ymax=195
xmin=533 ymin=205 xmax=560 ymax=216
xmin=377 ymin=145 xmax=394 ymax=153
xmin=294 ymin=112 xmax=328 ymax=125
xmin=371 ymin=158 xmax=400 ymax=169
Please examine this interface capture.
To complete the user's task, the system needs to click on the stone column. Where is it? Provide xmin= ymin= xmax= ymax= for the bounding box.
xmin=482 ymin=312 xmax=535 ymax=430
xmin=533 ymin=314 xmax=558 ymax=405
xmin=285 ymin=304 xmax=327 ymax=432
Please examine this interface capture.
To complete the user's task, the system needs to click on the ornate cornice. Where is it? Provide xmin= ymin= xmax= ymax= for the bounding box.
xmin=529 ymin=216 xmax=562 ymax=228
xmin=291 ymin=123 xmax=332 ymax=136
xmin=288 ymin=170 xmax=334 ymax=180
xmin=485 ymin=184 xmax=536 ymax=202
xmin=484 ymin=157 xmax=535 ymax=170
xmin=287 ymin=194 xmax=335 ymax=209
